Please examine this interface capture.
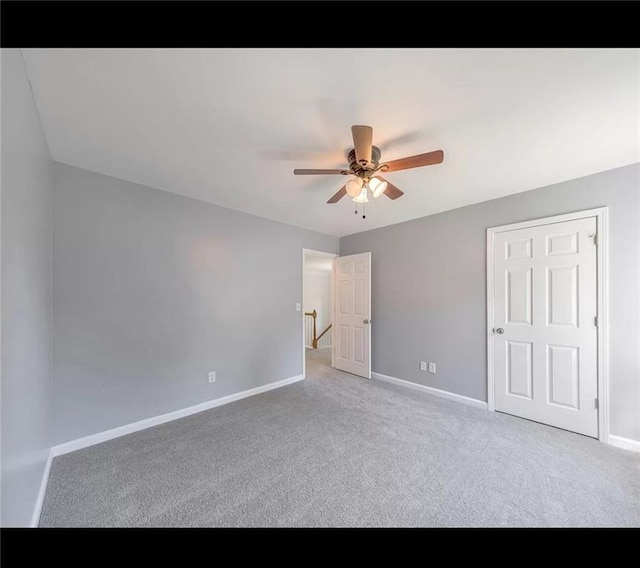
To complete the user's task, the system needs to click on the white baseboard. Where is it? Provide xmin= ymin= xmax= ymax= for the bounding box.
xmin=51 ymin=374 xmax=305 ymax=458
xmin=30 ymin=449 xmax=53 ymax=527
xmin=373 ymin=373 xmax=639 ymax=450
xmin=372 ymin=372 xmax=488 ymax=410
xmin=608 ymin=434 xmax=640 ymax=453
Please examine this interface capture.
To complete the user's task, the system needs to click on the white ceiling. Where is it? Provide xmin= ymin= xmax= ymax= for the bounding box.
xmin=22 ymin=48 xmax=639 ymax=237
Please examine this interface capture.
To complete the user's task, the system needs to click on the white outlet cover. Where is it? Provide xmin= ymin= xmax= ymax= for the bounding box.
xmin=208 ymin=371 xmax=216 ymax=383
xmin=428 ymin=363 xmax=436 ymax=373
xmin=420 ymin=362 xmax=427 ymax=371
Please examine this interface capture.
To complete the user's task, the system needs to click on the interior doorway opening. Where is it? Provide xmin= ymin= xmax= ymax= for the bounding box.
xmin=302 ymin=249 xmax=337 ymax=378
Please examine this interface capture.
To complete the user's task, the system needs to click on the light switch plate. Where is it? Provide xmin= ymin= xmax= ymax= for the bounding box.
xmin=296 ymin=303 xmax=301 ymax=311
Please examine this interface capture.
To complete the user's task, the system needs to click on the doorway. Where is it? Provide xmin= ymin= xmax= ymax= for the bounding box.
xmin=487 ymin=208 xmax=608 ymax=439
xmin=302 ymin=249 xmax=337 ymax=378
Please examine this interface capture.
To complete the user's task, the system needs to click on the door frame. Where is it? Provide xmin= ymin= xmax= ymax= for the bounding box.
xmin=302 ymin=248 xmax=338 ymax=380
xmin=486 ymin=207 xmax=609 ymax=442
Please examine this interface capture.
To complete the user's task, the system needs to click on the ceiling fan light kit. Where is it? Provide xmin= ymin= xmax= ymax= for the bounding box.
xmin=368 ymin=177 xmax=388 ymax=198
xmin=352 ymin=187 xmax=369 ymax=204
xmin=345 ymin=177 xmax=363 ymax=197
xmin=293 ymin=125 xmax=444 ymax=219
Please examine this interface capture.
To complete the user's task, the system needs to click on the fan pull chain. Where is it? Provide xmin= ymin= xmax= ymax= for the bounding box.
xmin=362 ymin=186 xmax=367 ymax=219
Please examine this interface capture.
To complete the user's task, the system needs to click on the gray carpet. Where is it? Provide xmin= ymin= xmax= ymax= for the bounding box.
xmin=40 ymin=348 xmax=640 ymax=527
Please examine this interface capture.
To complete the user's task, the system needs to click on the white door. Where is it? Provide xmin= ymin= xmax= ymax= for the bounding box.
xmin=333 ymin=252 xmax=371 ymax=378
xmin=492 ymin=217 xmax=598 ymax=437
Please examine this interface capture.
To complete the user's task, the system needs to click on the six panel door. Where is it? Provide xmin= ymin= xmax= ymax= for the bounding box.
xmin=493 ymin=217 xmax=598 ymax=437
xmin=333 ymin=252 xmax=371 ymax=379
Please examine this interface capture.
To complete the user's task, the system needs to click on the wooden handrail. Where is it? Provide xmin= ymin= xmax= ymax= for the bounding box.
xmin=305 ymin=310 xmax=317 ymax=348
xmin=304 ymin=310 xmax=332 ymax=349
xmin=315 ymin=324 xmax=332 ymax=347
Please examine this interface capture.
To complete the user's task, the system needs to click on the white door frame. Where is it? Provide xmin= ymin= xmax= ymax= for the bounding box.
xmin=302 ymin=248 xmax=338 ymax=379
xmin=486 ymin=207 xmax=609 ymax=443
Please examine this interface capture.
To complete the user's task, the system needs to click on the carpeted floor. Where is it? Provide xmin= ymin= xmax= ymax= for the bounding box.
xmin=40 ymin=348 xmax=639 ymax=527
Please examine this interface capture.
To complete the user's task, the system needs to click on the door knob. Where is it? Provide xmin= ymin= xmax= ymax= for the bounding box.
xmin=363 ymin=319 xmax=369 ymax=324
xmin=495 ymin=328 xmax=504 ymax=334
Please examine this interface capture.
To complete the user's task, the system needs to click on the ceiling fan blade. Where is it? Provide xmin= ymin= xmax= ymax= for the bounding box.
xmin=351 ymin=125 xmax=373 ymax=167
xmin=327 ymin=186 xmax=347 ymax=204
xmin=381 ymin=150 xmax=444 ymax=173
xmin=377 ymin=176 xmax=404 ymax=200
xmin=294 ymin=169 xmax=349 ymax=175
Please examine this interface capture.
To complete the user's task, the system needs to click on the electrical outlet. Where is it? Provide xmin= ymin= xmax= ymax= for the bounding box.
xmin=428 ymin=362 xmax=436 ymax=374
xmin=208 ymin=371 xmax=216 ymax=383
xmin=420 ymin=361 xmax=427 ymax=371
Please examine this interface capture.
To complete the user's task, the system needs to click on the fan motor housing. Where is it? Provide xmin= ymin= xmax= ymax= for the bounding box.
xmin=348 ymin=146 xmax=381 ymax=177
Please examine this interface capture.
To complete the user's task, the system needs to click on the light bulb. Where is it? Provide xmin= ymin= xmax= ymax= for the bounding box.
xmin=369 ymin=177 xmax=388 ymax=198
xmin=345 ymin=177 xmax=363 ymax=197
xmin=352 ymin=187 xmax=369 ymax=203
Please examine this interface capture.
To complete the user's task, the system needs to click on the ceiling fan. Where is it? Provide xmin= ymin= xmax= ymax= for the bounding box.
xmin=293 ymin=125 xmax=444 ymax=212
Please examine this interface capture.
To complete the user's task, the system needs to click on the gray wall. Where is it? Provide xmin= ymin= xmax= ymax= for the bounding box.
xmin=53 ymin=163 xmax=338 ymax=444
xmin=341 ymin=164 xmax=639 ymax=441
xmin=1 ymin=49 xmax=53 ymax=526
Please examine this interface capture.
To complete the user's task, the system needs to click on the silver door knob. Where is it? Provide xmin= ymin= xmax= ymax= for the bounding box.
xmin=363 ymin=319 xmax=369 ymax=324
xmin=495 ymin=328 xmax=504 ymax=334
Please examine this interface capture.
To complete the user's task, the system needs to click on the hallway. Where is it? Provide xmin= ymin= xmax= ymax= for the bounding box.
xmin=306 ymin=347 xmax=332 ymax=375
